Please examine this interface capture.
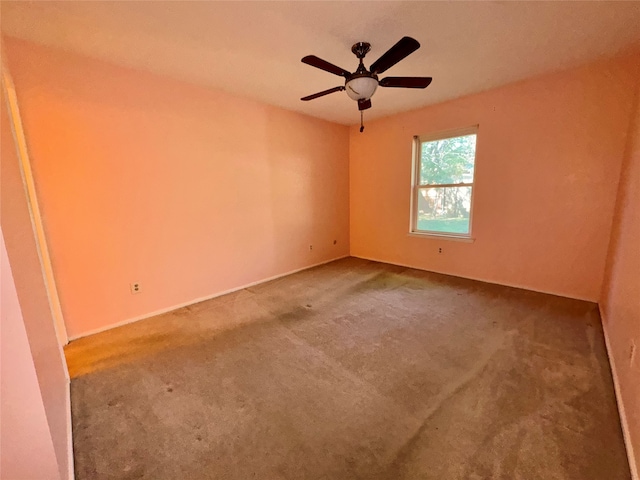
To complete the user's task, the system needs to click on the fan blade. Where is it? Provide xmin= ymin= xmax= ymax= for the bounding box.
xmin=370 ymin=37 xmax=420 ymax=75
xmin=358 ymin=98 xmax=372 ymax=111
xmin=379 ymin=77 xmax=432 ymax=88
xmin=302 ymin=55 xmax=351 ymax=77
xmin=301 ymin=86 xmax=345 ymax=101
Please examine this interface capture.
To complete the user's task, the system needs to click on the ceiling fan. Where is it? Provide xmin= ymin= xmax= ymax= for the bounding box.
xmin=300 ymin=36 xmax=432 ymax=131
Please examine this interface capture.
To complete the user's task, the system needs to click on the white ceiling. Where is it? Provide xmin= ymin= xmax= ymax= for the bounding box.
xmin=2 ymin=1 xmax=640 ymax=126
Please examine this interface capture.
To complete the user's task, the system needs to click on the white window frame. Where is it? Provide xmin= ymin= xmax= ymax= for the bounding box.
xmin=409 ymin=125 xmax=478 ymax=241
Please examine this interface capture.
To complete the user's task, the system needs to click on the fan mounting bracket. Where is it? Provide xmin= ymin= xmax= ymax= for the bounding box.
xmin=351 ymin=42 xmax=371 ymax=59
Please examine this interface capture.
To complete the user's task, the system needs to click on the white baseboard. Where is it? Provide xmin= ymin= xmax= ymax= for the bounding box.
xmin=351 ymin=254 xmax=596 ymax=302
xmin=600 ymin=305 xmax=638 ymax=480
xmin=69 ymin=255 xmax=349 ymax=341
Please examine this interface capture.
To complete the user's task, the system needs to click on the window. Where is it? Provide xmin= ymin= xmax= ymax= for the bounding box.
xmin=411 ymin=126 xmax=478 ymax=238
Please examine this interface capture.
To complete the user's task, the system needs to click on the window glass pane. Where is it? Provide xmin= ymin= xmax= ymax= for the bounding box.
xmin=416 ymin=186 xmax=472 ymax=234
xmin=420 ymin=134 xmax=476 ymax=185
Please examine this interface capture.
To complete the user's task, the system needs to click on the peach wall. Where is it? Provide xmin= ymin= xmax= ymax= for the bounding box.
xmin=1 ymin=228 xmax=61 ymax=480
xmin=3 ymin=37 xmax=350 ymax=339
xmin=1 ymin=80 xmax=70 ymax=478
xmin=600 ymin=76 xmax=640 ymax=476
xmin=350 ymin=55 xmax=640 ymax=301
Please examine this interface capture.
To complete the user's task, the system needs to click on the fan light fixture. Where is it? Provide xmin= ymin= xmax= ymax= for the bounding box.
xmin=300 ymin=37 xmax=432 ymax=132
xmin=345 ymin=76 xmax=378 ymax=101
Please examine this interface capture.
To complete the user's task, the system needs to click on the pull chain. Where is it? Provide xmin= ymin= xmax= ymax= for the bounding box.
xmin=360 ymin=111 xmax=364 ymax=133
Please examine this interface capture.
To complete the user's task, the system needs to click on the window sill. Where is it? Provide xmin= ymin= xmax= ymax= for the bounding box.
xmin=408 ymin=232 xmax=475 ymax=243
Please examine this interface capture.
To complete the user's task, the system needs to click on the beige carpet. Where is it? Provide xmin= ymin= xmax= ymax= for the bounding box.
xmin=66 ymin=257 xmax=630 ymax=479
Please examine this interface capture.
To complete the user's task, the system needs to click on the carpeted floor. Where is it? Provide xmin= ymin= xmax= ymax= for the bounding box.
xmin=65 ymin=257 xmax=630 ymax=479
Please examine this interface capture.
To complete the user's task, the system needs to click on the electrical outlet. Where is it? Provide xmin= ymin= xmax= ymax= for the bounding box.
xmin=438 ymin=247 xmax=443 ymax=254
xmin=630 ymin=340 xmax=636 ymax=367
xmin=130 ymin=282 xmax=142 ymax=295
xmin=309 ymin=245 xmax=313 ymax=251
